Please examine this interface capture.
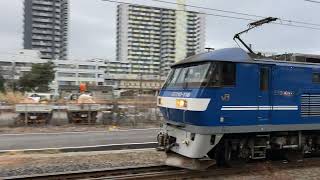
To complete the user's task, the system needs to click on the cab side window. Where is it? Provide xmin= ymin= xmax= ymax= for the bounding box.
xmin=209 ymin=62 xmax=236 ymax=87
xmin=312 ymin=73 xmax=320 ymax=83
xmin=221 ymin=62 xmax=236 ymax=86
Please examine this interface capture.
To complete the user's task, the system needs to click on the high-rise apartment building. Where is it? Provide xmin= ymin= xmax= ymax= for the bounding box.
xmin=23 ymin=0 xmax=69 ymax=60
xmin=116 ymin=4 xmax=205 ymax=76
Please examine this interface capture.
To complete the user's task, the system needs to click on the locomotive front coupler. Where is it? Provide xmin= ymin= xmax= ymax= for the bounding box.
xmin=156 ymin=132 xmax=177 ymax=151
xmin=156 ymin=132 xmax=167 ymax=151
xmin=165 ymin=142 xmax=178 ymax=152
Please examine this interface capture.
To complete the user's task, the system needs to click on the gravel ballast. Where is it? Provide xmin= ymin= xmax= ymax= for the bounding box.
xmin=2 ymin=149 xmax=320 ymax=179
xmin=0 ymin=149 xmax=165 ymax=178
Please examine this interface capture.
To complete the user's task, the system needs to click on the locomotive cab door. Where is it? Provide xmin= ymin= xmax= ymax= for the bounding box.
xmin=258 ymin=66 xmax=272 ymax=122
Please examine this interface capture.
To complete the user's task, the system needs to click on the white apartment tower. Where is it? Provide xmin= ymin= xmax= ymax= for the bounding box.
xmin=116 ymin=3 xmax=205 ymax=75
xmin=23 ymin=0 xmax=69 ymax=60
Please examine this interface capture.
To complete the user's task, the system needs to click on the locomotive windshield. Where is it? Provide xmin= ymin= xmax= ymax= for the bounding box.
xmin=163 ymin=62 xmax=236 ymax=89
xmin=163 ymin=62 xmax=211 ymax=88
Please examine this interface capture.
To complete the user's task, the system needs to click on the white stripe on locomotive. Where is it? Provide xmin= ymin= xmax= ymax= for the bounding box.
xmin=221 ymin=106 xmax=298 ymax=111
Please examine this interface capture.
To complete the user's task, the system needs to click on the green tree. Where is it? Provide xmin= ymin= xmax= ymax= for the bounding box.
xmin=18 ymin=62 xmax=55 ymax=92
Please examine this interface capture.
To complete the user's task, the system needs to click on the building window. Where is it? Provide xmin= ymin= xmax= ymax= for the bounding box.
xmin=0 ymin=62 xmax=12 ymax=66
xmin=58 ymin=81 xmax=76 ymax=86
xmin=79 ymin=65 xmax=95 ymax=70
xmin=58 ymin=72 xmax=76 ymax=77
xmin=78 ymin=73 xmax=96 ymax=78
xmin=58 ymin=64 xmax=76 ymax=69
xmin=16 ymin=62 xmax=32 ymax=67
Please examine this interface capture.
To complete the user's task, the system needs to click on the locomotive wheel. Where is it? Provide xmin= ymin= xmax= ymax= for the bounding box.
xmin=268 ymin=149 xmax=287 ymax=160
xmin=224 ymin=140 xmax=232 ymax=167
xmin=285 ymin=149 xmax=303 ymax=162
xmin=214 ymin=145 xmax=223 ymax=166
xmin=215 ymin=140 xmax=232 ymax=167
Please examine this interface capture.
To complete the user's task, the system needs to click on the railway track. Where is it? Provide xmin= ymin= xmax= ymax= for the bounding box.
xmin=4 ymin=165 xmax=185 ymax=180
xmin=5 ymin=158 xmax=320 ymax=180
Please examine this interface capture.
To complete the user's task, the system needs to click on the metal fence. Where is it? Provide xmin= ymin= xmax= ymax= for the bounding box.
xmin=0 ymin=96 xmax=163 ymax=127
xmin=99 ymin=96 xmax=163 ymax=126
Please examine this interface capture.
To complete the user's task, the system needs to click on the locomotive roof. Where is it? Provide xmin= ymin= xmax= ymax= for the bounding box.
xmin=172 ymin=48 xmax=320 ymax=69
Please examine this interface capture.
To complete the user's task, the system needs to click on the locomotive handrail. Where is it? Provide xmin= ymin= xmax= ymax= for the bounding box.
xmin=254 ymin=58 xmax=320 ymax=66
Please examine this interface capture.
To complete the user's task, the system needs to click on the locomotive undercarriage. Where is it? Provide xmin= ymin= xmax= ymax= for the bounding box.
xmin=158 ymin=124 xmax=320 ymax=169
xmin=213 ymin=131 xmax=320 ymax=166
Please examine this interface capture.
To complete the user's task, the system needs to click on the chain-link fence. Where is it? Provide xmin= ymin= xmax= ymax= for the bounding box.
xmin=99 ymin=96 xmax=163 ymax=127
xmin=0 ymin=96 xmax=164 ymax=127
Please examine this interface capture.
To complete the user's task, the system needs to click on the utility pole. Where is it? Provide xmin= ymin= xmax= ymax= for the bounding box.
xmin=175 ymin=0 xmax=187 ymax=63
xmin=139 ymin=69 xmax=142 ymax=96
xmin=139 ymin=54 xmax=142 ymax=96
xmin=11 ymin=57 xmax=16 ymax=91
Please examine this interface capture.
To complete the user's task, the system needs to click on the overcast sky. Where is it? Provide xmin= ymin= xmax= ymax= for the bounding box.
xmin=0 ymin=0 xmax=319 ymax=60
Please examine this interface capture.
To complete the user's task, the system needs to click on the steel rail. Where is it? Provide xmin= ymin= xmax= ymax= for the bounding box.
xmin=5 ymin=158 xmax=320 ymax=180
xmin=3 ymin=165 xmax=182 ymax=180
xmin=0 ymin=142 xmax=158 ymax=154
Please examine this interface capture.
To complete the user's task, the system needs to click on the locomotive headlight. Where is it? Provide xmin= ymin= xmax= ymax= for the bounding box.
xmin=176 ymin=99 xmax=187 ymax=108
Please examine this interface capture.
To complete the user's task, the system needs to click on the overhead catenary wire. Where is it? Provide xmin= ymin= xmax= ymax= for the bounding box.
xmin=102 ymin=0 xmax=320 ymax=31
xmin=305 ymin=0 xmax=320 ymax=4
xmin=152 ymin=0 xmax=320 ymax=27
xmin=102 ymin=0 xmax=257 ymax=21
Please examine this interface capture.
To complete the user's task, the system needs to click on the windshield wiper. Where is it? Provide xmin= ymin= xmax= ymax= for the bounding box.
xmin=183 ymin=69 xmax=190 ymax=89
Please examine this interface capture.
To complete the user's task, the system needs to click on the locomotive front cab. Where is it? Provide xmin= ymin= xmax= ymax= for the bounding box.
xmin=158 ymin=61 xmax=236 ymax=126
xmin=157 ymin=49 xmax=246 ymax=164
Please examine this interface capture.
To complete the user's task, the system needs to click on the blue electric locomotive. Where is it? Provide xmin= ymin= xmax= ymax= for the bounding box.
xmin=157 ymin=47 xmax=320 ymax=168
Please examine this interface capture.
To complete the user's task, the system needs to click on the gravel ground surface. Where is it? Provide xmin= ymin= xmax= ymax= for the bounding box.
xmin=0 ymin=149 xmax=165 ymax=178
xmin=199 ymin=167 xmax=320 ymax=180
xmin=1 ymin=149 xmax=320 ymax=179
xmin=198 ymin=163 xmax=320 ymax=180
xmin=219 ymin=167 xmax=320 ymax=180
xmin=0 ymin=124 xmax=159 ymax=134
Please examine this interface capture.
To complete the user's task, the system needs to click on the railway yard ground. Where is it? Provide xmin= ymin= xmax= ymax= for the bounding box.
xmin=1 ymin=148 xmax=320 ymax=179
xmin=0 ymin=125 xmax=319 ymax=179
xmin=0 ymin=126 xmax=319 ymax=179
xmin=0 ymin=127 xmax=158 ymax=152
